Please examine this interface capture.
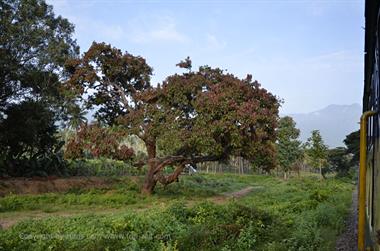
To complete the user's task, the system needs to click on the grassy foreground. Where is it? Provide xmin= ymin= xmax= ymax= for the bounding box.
xmin=0 ymin=174 xmax=353 ymax=251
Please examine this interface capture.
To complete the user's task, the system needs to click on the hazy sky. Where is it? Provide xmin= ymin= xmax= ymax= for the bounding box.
xmin=48 ymin=0 xmax=364 ymax=114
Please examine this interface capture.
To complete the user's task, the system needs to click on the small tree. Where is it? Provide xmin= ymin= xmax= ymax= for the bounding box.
xmin=305 ymin=130 xmax=328 ymax=179
xmin=327 ymin=147 xmax=350 ymax=176
xmin=344 ymin=129 xmax=360 ymax=166
xmin=65 ymin=104 xmax=88 ymax=130
xmin=276 ymin=116 xmax=303 ymax=179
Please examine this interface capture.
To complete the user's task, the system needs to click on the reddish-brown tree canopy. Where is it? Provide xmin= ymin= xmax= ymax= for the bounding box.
xmin=64 ymin=123 xmax=134 ymax=161
xmin=64 ymin=42 xmax=153 ymax=125
xmin=65 ymin=42 xmax=280 ymax=194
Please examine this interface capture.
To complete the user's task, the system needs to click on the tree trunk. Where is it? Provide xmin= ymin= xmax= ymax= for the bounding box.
xmin=141 ymin=142 xmax=220 ymax=195
xmin=141 ymin=159 xmax=158 ymax=195
xmin=320 ymin=167 xmax=327 ymax=179
xmin=156 ymin=165 xmax=185 ymax=186
xmin=141 ymin=139 xmax=157 ymax=195
xmin=146 ymin=139 xmax=156 ymax=159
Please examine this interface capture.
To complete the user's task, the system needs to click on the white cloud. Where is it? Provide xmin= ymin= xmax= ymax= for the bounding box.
xmin=47 ymin=0 xmax=95 ymax=14
xmin=129 ymin=16 xmax=187 ymax=44
xmin=47 ymin=1 xmax=187 ymax=46
xmin=100 ymin=25 xmax=124 ymax=41
xmin=206 ymin=33 xmax=226 ymax=50
xmin=64 ymin=16 xmax=126 ymax=48
xmin=47 ymin=1 xmax=123 ymax=47
xmin=217 ymin=49 xmax=363 ymax=114
xmin=304 ymin=50 xmax=362 ymax=71
xmin=310 ymin=2 xmax=325 ymax=17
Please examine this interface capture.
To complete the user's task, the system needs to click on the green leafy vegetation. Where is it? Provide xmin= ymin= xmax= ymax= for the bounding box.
xmin=0 ymin=174 xmax=353 ymax=250
xmin=276 ymin=116 xmax=303 ymax=179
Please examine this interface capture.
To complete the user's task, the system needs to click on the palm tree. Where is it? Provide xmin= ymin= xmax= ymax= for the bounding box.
xmin=68 ymin=105 xmax=87 ymax=130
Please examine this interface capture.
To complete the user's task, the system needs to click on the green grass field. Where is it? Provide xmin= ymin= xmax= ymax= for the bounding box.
xmin=0 ymin=173 xmax=353 ymax=250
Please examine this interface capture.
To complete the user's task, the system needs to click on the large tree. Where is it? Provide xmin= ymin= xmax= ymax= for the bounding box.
xmin=0 ymin=0 xmax=79 ymax=174
xmin=65 ymin=42 xmax=280 ymax=194
xmin=305 ymin=130 xmax=328 ymax=179
xmin=276 ymin=116 xmax=303 ymax=179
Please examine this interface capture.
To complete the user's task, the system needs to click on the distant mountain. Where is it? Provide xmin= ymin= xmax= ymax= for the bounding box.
xmin=287 ymin=104 xmax=362 ymax=148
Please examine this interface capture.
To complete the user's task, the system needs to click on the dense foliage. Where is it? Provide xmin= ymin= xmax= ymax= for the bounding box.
xmin=0 ymin=0 xmax=79 ymax=176
xmin=64 ymin=123 xmax=135 ymax=161
xmin=327 ymin=147 xmax=351 ymax=177
xmin=0 ymin=101 xmax=58 ymax=158
xmin=343 ymin=129 xmax=360 ymax=166
xmin=322 ymin=129 xmax=361 ymax=179
xmin=0 ymin=100 xmax=64 ymax=176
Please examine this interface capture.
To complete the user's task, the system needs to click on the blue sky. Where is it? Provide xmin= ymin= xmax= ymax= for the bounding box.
xmin=48 ymin=0 xmax=364 ymax=114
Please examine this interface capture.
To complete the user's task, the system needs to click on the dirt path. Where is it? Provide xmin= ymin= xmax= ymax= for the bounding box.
xmin=223 ymin=186 xmax=257 ymax=198
xmin=336 ymin=188 xmax=358 ymax=251
xmin=0 ymin=186 xmax=257 ymax=230
xmin=210 ymin=186 xmax=259 ymax=204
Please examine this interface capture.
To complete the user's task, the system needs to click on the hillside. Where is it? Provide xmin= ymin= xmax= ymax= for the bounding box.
xmin=288 ymin=104 xmax=361 ymax=147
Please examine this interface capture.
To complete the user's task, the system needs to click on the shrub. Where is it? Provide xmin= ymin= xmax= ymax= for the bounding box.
xmin=287 ymin=218 xmax=323 ymax=251
xmin=66 ymin=158 xmax=144 ymax=176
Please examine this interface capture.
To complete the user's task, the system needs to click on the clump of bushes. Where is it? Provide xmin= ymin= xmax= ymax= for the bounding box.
xmin=66 ymin=158 xmax=145 ymax=177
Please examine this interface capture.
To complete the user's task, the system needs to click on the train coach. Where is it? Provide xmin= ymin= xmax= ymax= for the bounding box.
xmin=360 ymin=0 xmax=380 ymax=250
